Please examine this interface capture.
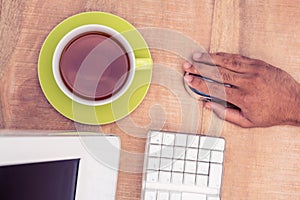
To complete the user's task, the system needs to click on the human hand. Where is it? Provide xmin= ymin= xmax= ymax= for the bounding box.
xmin=183 ymin=52 xmax=300 ymax=128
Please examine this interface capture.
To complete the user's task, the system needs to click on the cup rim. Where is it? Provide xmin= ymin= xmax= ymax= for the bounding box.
xmin=52 ymin=24 xmax=136 ymax=106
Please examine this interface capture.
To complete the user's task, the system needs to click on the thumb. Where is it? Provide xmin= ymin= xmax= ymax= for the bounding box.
xmin=204 ymin=101 xmax=253 ymax=128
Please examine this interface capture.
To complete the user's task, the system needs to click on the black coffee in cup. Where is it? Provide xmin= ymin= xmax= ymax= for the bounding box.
xmin=59 ymin=32 xmax=130 ymax=101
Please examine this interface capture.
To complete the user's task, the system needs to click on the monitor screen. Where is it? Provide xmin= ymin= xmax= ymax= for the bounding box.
xmin=0 ymin=159 xmax=80 ymax=200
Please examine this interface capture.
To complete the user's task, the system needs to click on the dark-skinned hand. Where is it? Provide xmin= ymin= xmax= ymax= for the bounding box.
xmin=183 ymin=52 xmax=300 ymax=128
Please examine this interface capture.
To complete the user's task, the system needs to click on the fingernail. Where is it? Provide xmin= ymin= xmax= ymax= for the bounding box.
xmin=202 ymin=98 xmax=211 ymax=103
xmin=183 ymin=62 xmax=192 ymax=69
xmin=193 ymin=52 xmax=202 ymax=60
xmin=184 ymin=75 xmax=193 ymax=83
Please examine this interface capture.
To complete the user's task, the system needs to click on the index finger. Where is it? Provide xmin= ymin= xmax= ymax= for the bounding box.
xmin=193 ymin=52 xmax=254 ymax=73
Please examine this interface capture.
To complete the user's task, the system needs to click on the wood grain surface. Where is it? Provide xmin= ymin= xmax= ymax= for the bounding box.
xmin=0 ymin=0 xmax=299 ymax=199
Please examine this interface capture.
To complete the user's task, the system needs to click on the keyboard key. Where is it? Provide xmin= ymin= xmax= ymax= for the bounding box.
xmin=160 ymin=158 xmax=172 ymax=171
xmin=171 ymin=172 xmax=183 ymax=184
xmin=147 ymin=157 xmax=160 ymax=170
xmin=144 ymin=182 xmax=219 ymax=197
xmin=213 ymin=138 xmax=225 ymax=151
xmin=161 ymin=146 xmax=173 ymax=158
xmin=183 ymin=173 xmax=195 ymax=185
xmin=196 ymin=175 xmax=208 ymax=187
xmin=197 ymin=162 xmax=209 ymax=175
xmin=210 ymin=151 xmax=224 ymax=163
xmin=144 ymin=190 xmax=157 ymax=200
xmin=198 ymin=149 xmax=210 ymax=162
xmin=207 ymin=196 xmax=220 ymax=200
xmin=186 ymin=148 xmax=198 ymax=160
xmin=184 ymin=161 xmax=196 ymax=174
xmin=157 ymin=191 xmax=169 ymax=200
xmin=200 ymin=136 xmax=225 ymax=151
xmin=150 ymin=131 xmax=163 ymax=144
xmin=187 ymin=135 xmax=199 ymax=148
xmin=182 ymin=192 xmax=206 ymax=200
xmin=170 ymin=192 xmax=181 ymax=200
xmin=149 ymin=144 xmax=161 ymax=157
xmin=162 ymin=133 xmax=175 ymax=145
xmin=147 ymin=171 xmax=158 ymax=183
xmin=172 ymin=160 xmax=184 ymax=172
xmin=175 ymin=134 xmax=187 ymax=146
xmin=173 ymin=146 xmax=186 ymax=159
xmin=159 ymin=171 xmax=171 ymax=183
xmin=209 ymin=163 xmax=223 ymax=188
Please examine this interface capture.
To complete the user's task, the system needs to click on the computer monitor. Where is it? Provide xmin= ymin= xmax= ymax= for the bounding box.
xmin=0 ymin=133 xmax=120 ymax=200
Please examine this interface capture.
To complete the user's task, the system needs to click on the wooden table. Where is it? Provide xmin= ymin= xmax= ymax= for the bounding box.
xmin=1 ymin=0 xmax=300 ymax=199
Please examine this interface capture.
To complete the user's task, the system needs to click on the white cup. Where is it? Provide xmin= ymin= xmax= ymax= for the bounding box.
xmin=52 ymin=24 xmax=142 ymax=106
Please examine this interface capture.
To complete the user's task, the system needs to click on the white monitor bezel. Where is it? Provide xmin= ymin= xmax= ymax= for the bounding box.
xmin=0 ymin=133 xmax=120 ymax=200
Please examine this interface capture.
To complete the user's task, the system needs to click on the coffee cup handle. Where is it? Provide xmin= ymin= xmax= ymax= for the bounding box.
xmin=135 ymin=58 xmax=153 ymax=70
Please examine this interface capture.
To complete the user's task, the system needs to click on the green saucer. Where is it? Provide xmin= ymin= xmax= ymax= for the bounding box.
xmin=38 ymin=12 xmax=152 ymax=125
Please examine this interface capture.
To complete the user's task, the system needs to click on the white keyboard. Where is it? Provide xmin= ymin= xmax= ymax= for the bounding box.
xmin=141 ymin=131 xmax=225 ymax=200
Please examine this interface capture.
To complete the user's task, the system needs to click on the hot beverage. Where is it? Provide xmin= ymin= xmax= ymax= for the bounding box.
xmin=59 ymin=32 xmax=130 ymax=100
